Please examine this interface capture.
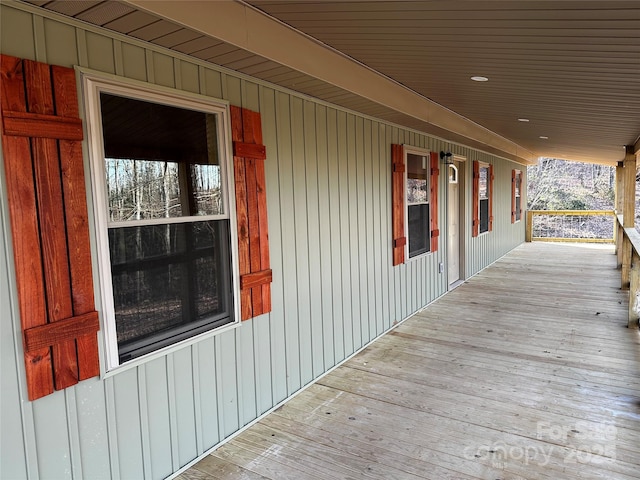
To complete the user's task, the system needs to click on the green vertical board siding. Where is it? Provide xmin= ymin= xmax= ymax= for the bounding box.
xmin=171 ymin=349 xmax=198 ymax=466
xmin=73 ymin=380 xmax=111 ymax=480
xmin=258 ymin=85 xmax=287 ymax=406
xmin=275 ymin=91 xmax=301 ymax=395
xmin=0 ymin=7 xmax=35 ymax=61
xmin=363 ymin=119 xmax=377 ymax=341
xmin=152 ymin=52 xmax=175 ymax=88
xmin=121 ymin=43 xmax=147 ymax=81
xmin=0 ymin=3 xmax=525 ymax=479
xmin=347 ymin=114 xmax=362 ymax=351
xmin=315 ymin=104 xmax=336 ymax=371
xmin=85 ymin=31 xmax=115 ymax=73
xmin=378 ymin=124 xmax=391 ymax=331
xmin=303 ymin=100 xmax=325 ymax=379
xmin=179 ymin=60 xmax=200 ymax=94
xmin=236 ymin=322 xmax=257 ymax=427
xmin=143 ymin=358 xmax=173 ymax=479
xmin=337 ymin=111 xmax=354 ymax=357
xmin=112 ymin=369 xmax=144 ymax=479
xmin=43 ymin=18 xmax=77 ymax=66
xmin=291 ymin=96 xmax=313 ymax=387
xmin=355 ymin=117 xmax=369 ymax=345
xmin=31 ymin=392 xmax=71 ymax=479
xmin=216 ymin=330 xmax=239 ymax=438
xmin=327 ymin=108 xmax=345 ymax=363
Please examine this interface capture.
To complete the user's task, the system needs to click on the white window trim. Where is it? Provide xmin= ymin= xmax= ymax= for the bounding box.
xmin=80 ymin=70 xmax=241 ymax=373
xmin=448 ymin=164 xmax=458 ymax=184
xmin=478 ymin=161 xmax=491 ymax=236
xmin=514 ymin=169 xmax=523 ymax=223
xmin=403 ymin=145 xmax=433 ymax=260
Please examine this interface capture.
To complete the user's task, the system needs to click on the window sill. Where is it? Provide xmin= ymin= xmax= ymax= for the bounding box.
xmin=407 ymin=250 xmax=434 ymax=262
xmin=100 ymin=318 xmax=242 ymax=379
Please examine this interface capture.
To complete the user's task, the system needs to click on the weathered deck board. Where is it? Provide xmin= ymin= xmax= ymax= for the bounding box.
xmin=182 ymin=243 xmax=640 ymax=479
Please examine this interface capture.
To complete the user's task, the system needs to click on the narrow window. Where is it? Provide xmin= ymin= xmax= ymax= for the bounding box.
xmin=85 ymin=79 xmax=238 ymax=367
xmin=406 ymin=153 xmax=431 ymax=257
xmin=514 ymin=170 xmax=522 ymax=222
xmin=478 ymin=164 xmax=491 ymax=234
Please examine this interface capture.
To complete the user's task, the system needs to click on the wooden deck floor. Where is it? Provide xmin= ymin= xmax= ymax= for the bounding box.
xmin=178 ymin=243 xmax=640 ymax=480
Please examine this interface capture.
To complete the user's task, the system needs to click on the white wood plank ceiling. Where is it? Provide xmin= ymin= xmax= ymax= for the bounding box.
xmin=25 ymin=0 xmax=640 ymax=165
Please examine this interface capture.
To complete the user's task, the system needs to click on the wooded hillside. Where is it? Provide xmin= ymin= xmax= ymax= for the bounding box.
xmin=527 ymin=158 xmax=615 ymax=211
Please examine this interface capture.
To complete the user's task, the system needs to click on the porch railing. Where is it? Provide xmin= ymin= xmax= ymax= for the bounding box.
xmin=525 ymin=210 xmax=616 ymax=244
xmin=617 ymin=215 xmax=640 ymax=328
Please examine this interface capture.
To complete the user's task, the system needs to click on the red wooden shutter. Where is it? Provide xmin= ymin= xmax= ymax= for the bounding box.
xmin=489 ymin=164 xmax=495 ymax=232
xmin=430 ymin=151 xmax=440 ymax=252
xmin=391 ymin=144 xmax=405 ymax=265
xmin=511 ymin=169 xmax=517 ymax=223
xmin=472 ymin=160 xmax=480 ymax=237
xmin=1 ymin=55 xmax=99 ymax=401
xmin=230 ymin=106 xmax=272 ymax=320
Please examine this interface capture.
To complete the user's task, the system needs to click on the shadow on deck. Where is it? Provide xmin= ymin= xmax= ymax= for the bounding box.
xmin=179 ymin=242 xmax=640 ymax=480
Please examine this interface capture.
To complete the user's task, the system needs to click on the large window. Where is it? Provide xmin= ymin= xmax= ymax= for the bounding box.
xmin=84 ymin=78 xmax=238 ymax=368
xmin=406 ymin=153 xmax=431 ymax=258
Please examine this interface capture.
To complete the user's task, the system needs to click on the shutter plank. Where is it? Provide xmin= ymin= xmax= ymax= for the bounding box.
xmin=245 ymin=109 xmax=271 ymax=315
xmin=391 ymin=144 xmax=405 ymax=265
xmin=233 ymin=141 xmax=266 ymax=160
xmin=231 ymin=106 xmax=252 ymax=320
xmin=245 ymin=158 xmax=263 ymax=315
xmin=31 ymin=136 xmax=78 ymax=388
xmin=2 ymin=111 xmax=83 ymax=140
xmin=472 ymin=161 xmax=480 ymax=237
xmin=255 ymin=156 xmax=271 ymax=313
xmin=430 ymin=151 xmax=439 ymax=252
xmin=234 ymin=156 xmax=252 ymax=320
xmin=1 ymin=55 xmax=53 ymax=400
xmin=25 ymin=59 xmax=78 ymax=390
xmin=53 ymin=65 xmax=100 ymax=380
xmin=240 ymin=269 xmax=272 ymax=290
xmin=242 ymin=109 xmax=265 ymax=316
xmin=24 ymin=312 xmax=99 ymax=352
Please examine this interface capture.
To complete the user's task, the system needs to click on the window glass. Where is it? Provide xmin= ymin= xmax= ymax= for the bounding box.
xmin=479 ymin=164 xmax=490 ymax=233
xmin=515 ymin=170 xmax=522 ymax=221
xmin=479 ymin=166 xmax=489 ymax=200
xmin=406 ymin=153 xmax=430 ymax=257
xmin=101 ymin=93 xmax=223 ymax=222
xmin=408 ymin=204 xmax=430 ymax=257
xmin=479 ymin=198 xmax=490 ymax=233
xmin=97 ymin=91 xmax=234 ymax=364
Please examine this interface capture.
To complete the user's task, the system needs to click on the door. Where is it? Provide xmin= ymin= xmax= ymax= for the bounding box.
xmin=447 ymin=162 xmax=463 ymax=285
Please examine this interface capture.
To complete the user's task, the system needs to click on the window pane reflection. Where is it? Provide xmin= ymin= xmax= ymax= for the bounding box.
xmin=100 ymin=93 xmax=223 ymax=221
xmin=109 ymin=220 xmax=232 ymax=360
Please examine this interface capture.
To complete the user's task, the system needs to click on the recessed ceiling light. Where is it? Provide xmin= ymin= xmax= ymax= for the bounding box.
xmin=471 ymin=76 xmax=489 ymax=82
xmin=539 ymin=136 xmax=549 ymax=139
xmin=518 ymin=118 xmax=530 ymax=122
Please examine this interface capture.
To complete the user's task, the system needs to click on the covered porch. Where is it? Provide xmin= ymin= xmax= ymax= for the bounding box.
xmin=179 ymin=242 xmax=640 ymax=480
